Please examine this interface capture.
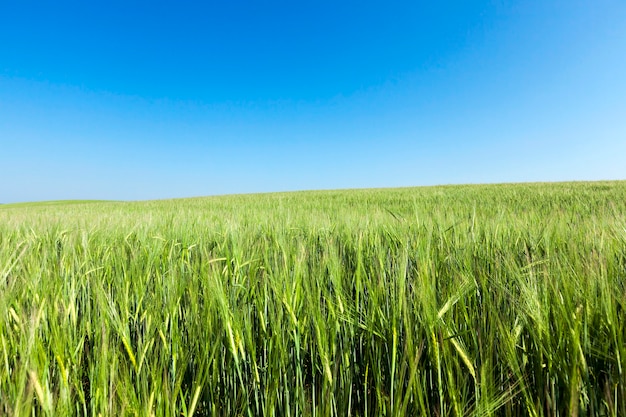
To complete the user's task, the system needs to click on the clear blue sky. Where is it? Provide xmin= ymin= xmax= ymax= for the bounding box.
xmin=1 ymin=1 xmax=625 ymax=203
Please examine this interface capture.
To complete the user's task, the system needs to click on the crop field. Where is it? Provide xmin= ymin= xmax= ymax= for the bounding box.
xmin=1 ymin=181 xmax=625 ymax=416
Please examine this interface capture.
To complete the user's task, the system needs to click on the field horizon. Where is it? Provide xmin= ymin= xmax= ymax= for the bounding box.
xmin=3 ymin=179 xmax=623 ymax=207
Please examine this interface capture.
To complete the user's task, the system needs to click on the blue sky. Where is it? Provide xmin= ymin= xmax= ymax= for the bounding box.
xmin=1 ymin=1 xmax=625 ymax=203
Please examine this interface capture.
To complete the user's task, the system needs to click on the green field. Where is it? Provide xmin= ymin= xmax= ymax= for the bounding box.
xmin=1 ymin=181 xmax=625 ymax=416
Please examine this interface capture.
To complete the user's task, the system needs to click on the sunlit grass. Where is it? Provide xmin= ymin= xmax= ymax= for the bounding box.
xmin=1 ymin=181 xmax=625 ymax=416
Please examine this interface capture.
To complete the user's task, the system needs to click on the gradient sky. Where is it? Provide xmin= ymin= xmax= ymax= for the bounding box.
xmin=1 ymin=1 xmax=625 ymax=203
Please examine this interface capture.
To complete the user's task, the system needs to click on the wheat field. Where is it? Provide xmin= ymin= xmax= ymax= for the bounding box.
xmin=1 ymin=181 xmax=625 ymax=416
